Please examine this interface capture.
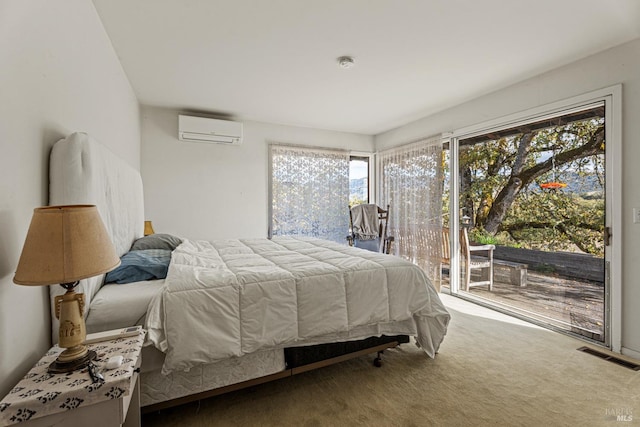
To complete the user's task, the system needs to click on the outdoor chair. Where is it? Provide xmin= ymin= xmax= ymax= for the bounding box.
xmin=422 ymin=227 xmax=450 ymax=292
xmin=441 ymin=227 xmax=495 ymax=291
xmin=347 ymin=204 xmax=394 ymax=254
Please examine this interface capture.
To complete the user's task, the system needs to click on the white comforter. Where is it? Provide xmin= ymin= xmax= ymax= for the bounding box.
xmin=147 ymin=237 xmax=450 ymax=374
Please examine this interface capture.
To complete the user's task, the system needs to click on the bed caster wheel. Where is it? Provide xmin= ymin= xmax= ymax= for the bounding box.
xmin=373 ymin=350 xmax=383 ymax=367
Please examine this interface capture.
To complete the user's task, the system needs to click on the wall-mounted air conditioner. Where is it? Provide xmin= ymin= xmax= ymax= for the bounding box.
xmin=178 ymin=115 xmax=243 ymax=145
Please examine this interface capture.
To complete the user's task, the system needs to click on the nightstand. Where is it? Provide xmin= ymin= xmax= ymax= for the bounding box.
xmin=0 ymin=330 xmax=145 ymax=427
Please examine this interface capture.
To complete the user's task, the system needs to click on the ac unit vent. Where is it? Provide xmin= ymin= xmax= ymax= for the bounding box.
xmin=178 ymin=115 xmax=243 ymax=145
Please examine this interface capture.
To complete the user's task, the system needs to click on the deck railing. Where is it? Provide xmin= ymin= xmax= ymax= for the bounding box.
xmin=389 ymin=225 xmax=604 ymax=285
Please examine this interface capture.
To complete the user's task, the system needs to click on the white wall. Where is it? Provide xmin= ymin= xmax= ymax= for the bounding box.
xmin=141 ymin=106 xmax=373 ymax=241
xmin=0 ymin=0 xmax=140 ymax=396
xmin=376 ymin=37 xmax=640 ymax=357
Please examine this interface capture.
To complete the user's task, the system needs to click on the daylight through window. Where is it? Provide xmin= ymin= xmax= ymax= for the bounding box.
xmin=269 ymin=144 xmax=350 ymax=242
xmin=349 ymin=156 xmax=369 ymax=205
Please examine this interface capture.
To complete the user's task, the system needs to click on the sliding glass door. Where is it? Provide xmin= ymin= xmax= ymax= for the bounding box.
xmin=446 ymin=88 xmax=621 ymax=349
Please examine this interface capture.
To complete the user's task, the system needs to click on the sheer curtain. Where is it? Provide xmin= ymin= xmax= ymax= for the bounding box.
xmin=378 ymin=135 xmax=444 ymax=278
xmin=269 ymin=144 xmax=350 ymax=243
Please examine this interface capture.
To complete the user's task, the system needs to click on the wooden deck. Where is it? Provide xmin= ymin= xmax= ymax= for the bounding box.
xmin=441 ymin=267 xmax=605 ymax=341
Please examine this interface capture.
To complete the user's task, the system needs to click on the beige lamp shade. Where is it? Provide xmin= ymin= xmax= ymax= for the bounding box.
xmin=13 ymin=205 xmax=121 ymax=286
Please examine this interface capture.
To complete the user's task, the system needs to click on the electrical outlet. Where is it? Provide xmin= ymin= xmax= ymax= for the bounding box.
xmin=634 ymin=208 xmax=640 ymax=224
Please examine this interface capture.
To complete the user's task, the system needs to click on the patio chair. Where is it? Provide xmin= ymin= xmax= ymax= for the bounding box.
xmin=424 ymin=227 xmax=450 ymax=292
xmin=441 ymin=227 xmax=495 ymax=291
xmin=347 ymin=204 xmax=394 ymax=254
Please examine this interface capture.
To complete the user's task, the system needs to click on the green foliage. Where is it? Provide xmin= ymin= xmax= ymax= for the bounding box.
xmin=349 ymin=195 xmax=367 ymax=207
xmin=469 ymin=228 xmax=498 ymax=245
xmin=456 ymin=115 xmax=605 ymax=256
xmin=501 ymin=191 xmax=604 ymax=255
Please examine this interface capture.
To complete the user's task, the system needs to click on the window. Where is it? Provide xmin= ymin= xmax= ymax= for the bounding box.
xmin=269 ymin=144 xmax=349 ymax=243
xmin=349 ymin=156 xmax=369 ymax=205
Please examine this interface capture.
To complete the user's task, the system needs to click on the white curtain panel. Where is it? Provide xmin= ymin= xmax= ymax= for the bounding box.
xmin=378 ymin=135 xmax=444 ymax=279
xmin=270 ymin=144 xmax=350 ymax=243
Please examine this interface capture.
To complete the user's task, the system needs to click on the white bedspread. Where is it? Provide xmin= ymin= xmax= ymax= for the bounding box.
xmin=146 ymin=236 xmax=450 ymax=374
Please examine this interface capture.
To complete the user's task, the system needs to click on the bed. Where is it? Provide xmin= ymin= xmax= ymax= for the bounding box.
xmin=48 ymin=132 xmax=450 ymax=410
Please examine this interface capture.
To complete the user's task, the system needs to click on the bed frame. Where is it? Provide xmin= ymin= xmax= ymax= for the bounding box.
xmin=49 ymin=132 xmax=412 ymax=410
xmin=143 ymin=335 xmax=409 ymax=412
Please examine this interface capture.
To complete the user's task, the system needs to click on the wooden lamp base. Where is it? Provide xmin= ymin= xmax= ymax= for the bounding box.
xmin=49 ymin=349 xmax=97 ymax=374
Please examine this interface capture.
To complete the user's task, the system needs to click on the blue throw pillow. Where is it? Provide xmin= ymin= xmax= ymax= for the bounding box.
xmin=105 ymin=249 xmax=172 ymax=284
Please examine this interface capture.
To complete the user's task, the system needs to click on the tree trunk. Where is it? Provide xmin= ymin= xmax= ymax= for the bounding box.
xmin=460 ymin=165 xmax=475 ymax=223
xmin=484 ymin=133 xmax=533 ymax=233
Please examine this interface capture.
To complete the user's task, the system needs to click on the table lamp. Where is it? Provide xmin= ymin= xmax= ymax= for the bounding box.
xmin=13 ymin=205 xmax=120 ymax=373
xmin=144 ymin=220 xmax=155 ymax=236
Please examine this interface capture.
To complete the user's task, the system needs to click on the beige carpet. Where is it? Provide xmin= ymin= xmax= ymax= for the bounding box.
xmin=142 ymin=294 xmax=639 ymax=426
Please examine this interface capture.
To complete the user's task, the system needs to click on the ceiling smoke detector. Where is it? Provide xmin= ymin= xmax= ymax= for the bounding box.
xmin=337 ymin=56 xmax=355 ymax=69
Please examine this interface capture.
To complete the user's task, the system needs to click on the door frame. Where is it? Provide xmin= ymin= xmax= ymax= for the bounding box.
xmin=447 ymin=85 xmax=622 ymax=352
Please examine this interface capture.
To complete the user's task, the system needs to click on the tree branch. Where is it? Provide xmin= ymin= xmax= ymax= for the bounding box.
xmin=483 ymin=125 xmax=604 ymax=234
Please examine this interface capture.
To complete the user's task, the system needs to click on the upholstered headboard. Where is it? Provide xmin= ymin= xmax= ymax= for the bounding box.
xmin=48 ymin=132 xmax=144 ymax=342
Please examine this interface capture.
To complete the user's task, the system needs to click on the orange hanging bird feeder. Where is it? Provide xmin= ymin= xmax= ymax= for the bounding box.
xmin=541 ymin=147 xmax=567 ymax=190
xmin=540 ymin=182 xmax=567 ymax=190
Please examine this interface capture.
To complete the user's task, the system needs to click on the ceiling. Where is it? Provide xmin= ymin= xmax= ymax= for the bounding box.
xmin=92 ymin=0 xmax=640 ymax=135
